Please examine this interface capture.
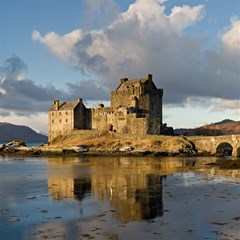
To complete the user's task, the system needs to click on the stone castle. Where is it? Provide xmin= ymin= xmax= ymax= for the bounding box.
xmin=48 ymin=74 xmax=165 ymax=142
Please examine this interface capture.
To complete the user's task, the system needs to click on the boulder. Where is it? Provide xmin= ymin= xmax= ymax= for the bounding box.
xmin=6 ymin=140 xmax=26 ymax=147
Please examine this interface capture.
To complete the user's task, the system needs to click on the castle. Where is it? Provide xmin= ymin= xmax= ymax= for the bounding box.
xmin=48 ymin=74 xmax=164 ymax=142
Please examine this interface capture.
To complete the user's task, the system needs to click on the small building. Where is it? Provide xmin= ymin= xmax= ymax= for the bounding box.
xmin=48 ymin=98 xmax=91 ymax=142
xmin=48 ymin=74 xmax=164 ymax=142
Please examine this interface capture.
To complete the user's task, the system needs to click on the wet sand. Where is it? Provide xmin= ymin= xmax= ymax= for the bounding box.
xmin=0 ymin=156 xmax=240 ymax=240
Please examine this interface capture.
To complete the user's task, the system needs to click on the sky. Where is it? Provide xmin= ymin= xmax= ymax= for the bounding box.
xmin=0 ymin=0 xmax=239 ymax=134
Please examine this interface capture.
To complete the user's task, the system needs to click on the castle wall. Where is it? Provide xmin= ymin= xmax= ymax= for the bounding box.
xmin=91 ymin=107 xmax=111 ymax=131
xmin=138 ymin=94 xmax=150 ymax=114
xmin=149 ymin=89 xmax=163 ymax=121
xmin=48 ymin=109 xmax=74 ymax=142
xmin=126 ymin=116 xmax=148 ymax=136
xmin=113 ymin=108 xmax=128 ymax=133
xmin=74 ymin=101 xmax=88 ymax=129
xmin=147 ymin=118 xmax=161 ymax=135
xmin=85 ymin=108 xmax=92 ymax=129
xmin=111 ymin=90 xmax=134 ymax=110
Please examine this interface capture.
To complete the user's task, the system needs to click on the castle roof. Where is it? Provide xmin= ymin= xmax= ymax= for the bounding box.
xmin=49 ymin=100 xmax=81 ymax=111
xmin=116 ymin=77 xmax=148 ymax=91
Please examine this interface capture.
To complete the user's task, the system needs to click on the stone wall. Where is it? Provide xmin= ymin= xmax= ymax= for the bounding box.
xmin=91 ymin=106 xmax=111 ymax=131
xmin=74 ymin=101 xmax=88 ymax=129
xmin=48 ymin=100 xmax=89 ymax=142
xmin=147 ymin=118 xmax=161 ymax=135
xmin=126 ymin=116 xmax=148 ymax=135
xmin=48 ymin=109 xmax=74 ymax=142
xmin=149 ymin=89 xmax=163 ymax=121
xmin=111 ymin=91 xmax=135 ymax=110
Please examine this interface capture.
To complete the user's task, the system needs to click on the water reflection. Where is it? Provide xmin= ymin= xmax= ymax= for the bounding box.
xmin=47 ymin=156 xmax=196 ymax=222
xmin=1 ymin=156 xmax=240 ymax=240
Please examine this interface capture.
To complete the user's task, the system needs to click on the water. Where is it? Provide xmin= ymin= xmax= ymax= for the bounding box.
xmin=0 ymin=156 xmax=240 ymax=240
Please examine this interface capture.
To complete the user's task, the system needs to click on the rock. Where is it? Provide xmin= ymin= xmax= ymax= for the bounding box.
xmin=63 ymin=146 xmax=88 ymax=153
xmin=6 ymin=140 xmax=26 ymax=147
xmin=0 ymin=144 xmax=6 ymax=151
xmin=119 ymin=146 xmax=133 ymax=152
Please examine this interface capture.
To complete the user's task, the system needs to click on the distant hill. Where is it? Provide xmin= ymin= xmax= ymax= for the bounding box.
xmin=0 ymin=122 xmax=48 ymax=143
xmin=174 ymin=119 xmax=240 ymax=136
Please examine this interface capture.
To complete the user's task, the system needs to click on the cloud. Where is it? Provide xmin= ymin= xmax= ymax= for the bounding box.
xmin=0 ymin=56 xmax=59 ymax=115
xmin=221 ymin=16 xmax=240 ymax=51
xmin=32 ymin=29 xmax=82 ymax=61
xmin=0 ymin=55 xmax=108 ymax=116
xmin=66 ymin=79 xmax=108 ymax=101
xmin=168 ymin=4 xmax=204 ymax=31
xmin=211 ymin=99 xmax=240 ymax=114
xmin=31 ymin=0 xmax=239 ymax=113
xmin=80 ymin=0 xmax=120 ymax=30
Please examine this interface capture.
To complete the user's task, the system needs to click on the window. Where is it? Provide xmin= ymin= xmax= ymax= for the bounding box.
xmin=52 ymin=120 xmax=54 ymax=124
xmin=59 ymin=119 xmax=61 ymax=123
xmin=66 ymin=111 xmax=68 ymax=115
xmin=66 ymin=119 xmax=68 ymax=123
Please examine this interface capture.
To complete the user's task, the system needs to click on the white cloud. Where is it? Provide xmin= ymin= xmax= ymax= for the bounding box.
xmin=221 ymin=17 xmax=240 ymax=51
xmin=32 ymin=29 xmax=83 ymax=61
xmin=168 ymin=4 xmax=204 ymax=31
xmin=0 ymin=87 xmax=7 ymax=95
xmin=0 ymin=55 xmax=108 ymax=118
xmin=32 ymin=0 xmax=239 ymax=114
xmin=185 ymin=96 xmax=240 ymax=117
xmin=212 ymin=99 xmax=240 ymax=113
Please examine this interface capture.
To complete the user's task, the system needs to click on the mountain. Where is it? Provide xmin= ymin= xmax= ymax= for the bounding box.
xmin=0 ymin=122 xmax=48 ymax=143
xmin=174 ymin=119 xmax=240 ymax=136
xmin=213 ymin=119 xmax=235 ymax=125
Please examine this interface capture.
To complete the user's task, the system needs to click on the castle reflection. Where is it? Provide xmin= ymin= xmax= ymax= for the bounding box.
xmin=47 ymin=157 xmax=191 ymax=222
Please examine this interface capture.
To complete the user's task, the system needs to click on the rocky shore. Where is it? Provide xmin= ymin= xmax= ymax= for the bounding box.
xmin=0 ymin=133 xmax=199 ymax=157
xmin=3 ymin=130 xmax=238 ymax=158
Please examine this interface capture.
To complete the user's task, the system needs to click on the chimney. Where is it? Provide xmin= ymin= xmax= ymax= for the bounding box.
xmin=147 ymin=74 xmax=152 ymax=92
xmin=77 ymin=98 xmax=82 ymax=103
xmin=146 ymin=73 xmax=152 ymax=82
xmin=53 ymin=100 xmax=59 ymax=110
xmin=120 ymin=77 xmax=128 ymax=84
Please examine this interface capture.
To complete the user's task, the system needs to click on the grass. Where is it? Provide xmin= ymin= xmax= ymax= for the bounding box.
xmin=47 ymin=130 xmax=195 ymax=154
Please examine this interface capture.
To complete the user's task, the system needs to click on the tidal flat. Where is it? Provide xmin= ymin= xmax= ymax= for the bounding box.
xmin=0 ymin=156 xmax=240 ymax=240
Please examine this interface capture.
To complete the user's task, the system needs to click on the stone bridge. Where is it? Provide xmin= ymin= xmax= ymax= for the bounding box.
xmin=188 ymin=135 xmax=240 ymax=157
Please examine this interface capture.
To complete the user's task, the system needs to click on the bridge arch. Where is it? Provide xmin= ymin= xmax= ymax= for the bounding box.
xmin=216 ymin=142 xmax=233 ymax=157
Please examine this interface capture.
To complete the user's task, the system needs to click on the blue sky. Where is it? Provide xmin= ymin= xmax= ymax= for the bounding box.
xmin=0 ymin=0 xmax=239 ymax=133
